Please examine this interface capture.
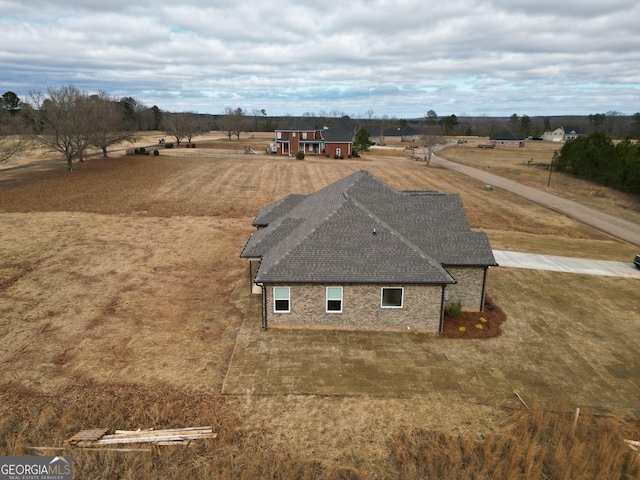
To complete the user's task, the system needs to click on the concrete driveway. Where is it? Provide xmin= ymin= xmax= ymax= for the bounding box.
xmin=494 ymin=250 xmax=640 ymax=279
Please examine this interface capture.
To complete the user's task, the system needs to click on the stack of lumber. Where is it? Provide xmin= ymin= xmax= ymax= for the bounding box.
xmin=65 ymin=426 xmax=216 ymax=447
xmin=626 ymin=439 xmax=640 ymax=455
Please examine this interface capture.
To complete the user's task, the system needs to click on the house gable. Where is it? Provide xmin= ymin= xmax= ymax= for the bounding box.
xmin=542 ymin=126 xmax=581 ymax=142
xmin=241 ymin=170 xmax=497 ymax=333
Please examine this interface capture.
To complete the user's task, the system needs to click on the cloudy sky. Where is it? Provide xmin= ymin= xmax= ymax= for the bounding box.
xmin=1 ymin=0 xmax=639 ymax=118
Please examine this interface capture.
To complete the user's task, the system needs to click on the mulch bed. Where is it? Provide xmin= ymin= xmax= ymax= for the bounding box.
xmin=440 ymin=296 xmax=506 ymax=339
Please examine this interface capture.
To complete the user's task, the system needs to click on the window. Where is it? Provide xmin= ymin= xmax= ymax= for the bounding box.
xmin=273 ymin=287 xmax=290 ymax=313
xmin=326 ymin=287 xmax=343 ymax=313
xmin=381 ymin=287 xmax=403 ymax=308
xmin=276 ymin=131 xmax=281 ymax=139
xmin=302 ymin=132 xmax=307 ymax=139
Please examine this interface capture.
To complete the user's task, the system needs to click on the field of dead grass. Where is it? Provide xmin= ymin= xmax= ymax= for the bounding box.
xmin=1 ymin=142 xmax=639 ymax=478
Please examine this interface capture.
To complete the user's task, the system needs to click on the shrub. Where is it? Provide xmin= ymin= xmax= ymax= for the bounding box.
xmin=153 ymin=149 xmax=159 ymax=156
xmin=139 ymin=147 xmax=146 ymax=153
xmin=445 ymin=301 xmax=462 ymax=318
xmin=188 ymin=143 xmax=196 ymax=148
xmin=334 ymin=154 xmax=339 ymax=159
xmin=352 ymin=151 xmax=360 ymax=158
xmin=134 ymin=148 xmax=140 ymax=154
xmin=296 ymin=151 xmax=305 ymax=160
xmin=165 ymin=142 xmax=174 ymax=149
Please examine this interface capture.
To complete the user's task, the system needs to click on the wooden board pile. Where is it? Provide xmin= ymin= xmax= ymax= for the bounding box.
xmin=65 ymin=426 xmax=217 ymax=447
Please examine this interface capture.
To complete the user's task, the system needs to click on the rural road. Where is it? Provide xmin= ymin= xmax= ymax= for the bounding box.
xmin=431 ymin=152 xmax=640 ymax=248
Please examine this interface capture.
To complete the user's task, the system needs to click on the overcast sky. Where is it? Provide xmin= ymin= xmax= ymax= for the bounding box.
xmin=1 ymin=0 xmax=639 ymax=118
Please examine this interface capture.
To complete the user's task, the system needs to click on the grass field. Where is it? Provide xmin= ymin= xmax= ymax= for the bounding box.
xmin=1 ymin=137 xmax=639 ymax=478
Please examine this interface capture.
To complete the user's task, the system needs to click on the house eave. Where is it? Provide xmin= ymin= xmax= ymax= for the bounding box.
xmin=255 ymin=278 xmax=456 ymax=285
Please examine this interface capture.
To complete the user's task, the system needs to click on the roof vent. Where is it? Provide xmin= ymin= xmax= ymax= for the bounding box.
xmin=372 ymin=228 xmax=377 ymax=236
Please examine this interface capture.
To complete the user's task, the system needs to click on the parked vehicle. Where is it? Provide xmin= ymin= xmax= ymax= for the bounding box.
xmin=634 ymin=253 xmax=640 ymax=269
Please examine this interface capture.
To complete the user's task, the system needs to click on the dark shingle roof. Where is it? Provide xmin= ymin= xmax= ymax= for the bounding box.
xmin=252 ymin=194 xmax=307 ymax=227
xmin=276 ymin=119 xmax=322 ymax=131
xmin=241 ymin=170 xmax=496 ymax=284
xmin=490 ymin=131 xmax=524 ymax=141
xmin=323 ymin=117 xmax=357 ymax=143
xmin=383 ymin=126 xmax=419 ymax=136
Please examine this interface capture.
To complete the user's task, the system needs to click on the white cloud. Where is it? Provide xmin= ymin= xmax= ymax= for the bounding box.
xmin=0 ymin=0 xmax=638 ymax=116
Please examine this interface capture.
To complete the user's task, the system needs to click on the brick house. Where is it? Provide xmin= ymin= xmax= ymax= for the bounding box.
xmin=274 ymin=117 xmax=357 ymax=158
xmin=240 ymin=170 xmax=497 ymax=334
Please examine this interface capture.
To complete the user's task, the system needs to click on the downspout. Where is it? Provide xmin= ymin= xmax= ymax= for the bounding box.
xmin=438 ymin=285 xmax=446 ymax=335
xmin=480 ymin=267 xmax=488 ymax=311
xmin=261 ymin=284 xmax=268 ymax=329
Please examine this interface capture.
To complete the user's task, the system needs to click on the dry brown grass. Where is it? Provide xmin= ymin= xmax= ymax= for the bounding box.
xmin=1 ymin=145 xmax=639 ymax=478
xmin=390 ymin=404 xmax=640 ymax=480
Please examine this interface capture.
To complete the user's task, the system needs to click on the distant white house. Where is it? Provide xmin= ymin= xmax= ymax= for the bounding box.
xmin=542 ymin=126 xmax=581 ymax=142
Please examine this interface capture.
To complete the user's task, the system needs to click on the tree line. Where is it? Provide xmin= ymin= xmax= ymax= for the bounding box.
xmin=0 ymin=85 xmax=283 ymax=169
xmin=3 ymin=84 xmax=640 ymax=171
xmin=0 ymin=86 xmax=248 ymax=169
xmin=554 ymin=132 xmax=640 ymax=195
xmin=1 ymin=86 xmax=161 ymax=169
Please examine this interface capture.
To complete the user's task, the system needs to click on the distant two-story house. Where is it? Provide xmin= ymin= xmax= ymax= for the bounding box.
xmin=542 ymin=126 xmax=581 ymax=142
xmin=240 ymin=170 xmax=497 ymax=334
xmin=274 ymin=117 xmax=357 ymax=158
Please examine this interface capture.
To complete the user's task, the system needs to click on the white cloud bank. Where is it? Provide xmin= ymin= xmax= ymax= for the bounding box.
xmin=1 ymin=0 xmax=639 ymax=117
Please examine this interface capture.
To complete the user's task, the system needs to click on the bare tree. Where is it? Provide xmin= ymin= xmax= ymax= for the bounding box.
xmin=29 ymin=85 xmax=91 ymax=170
xmin=87 ymin=91 xmax=134 ymax=157
xmin=163 ymin=113 xmax=188 ymax=147
xmin=183 ymin=113 xmax=205 ymax=144
xmin=219 ymin=107 xmax=248 ymax=140
xmin=421 ymin=121 xmax=445 ymax=166
xmin=603 ymin=111 xmax=625 ymax=137
xmin=250 ymin=108 xmax=267 ymax=131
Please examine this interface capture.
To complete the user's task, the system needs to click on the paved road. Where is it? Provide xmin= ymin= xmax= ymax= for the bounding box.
xmin=431 ymin=153 xmax=640 ymax=248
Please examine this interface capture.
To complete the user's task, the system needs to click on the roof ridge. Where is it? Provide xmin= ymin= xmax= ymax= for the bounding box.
xmin=346 ymin=195 xmax=455 ymax=282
